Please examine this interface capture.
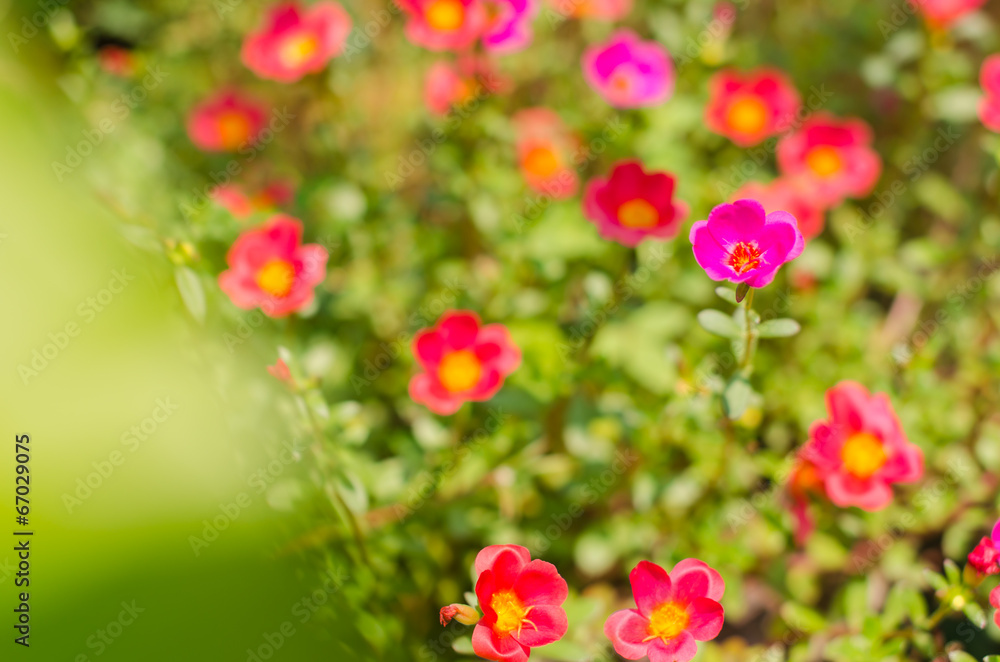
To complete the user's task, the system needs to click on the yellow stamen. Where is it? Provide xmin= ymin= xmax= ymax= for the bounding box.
xmin=841 ymin=432 xmax=887 ymax=480
xmin=806 ymin=145 xmax=842 ymax=177
xmin=437 ymin=350 xmax=482 ymax=392
xmin=279 ymin=33 xmax=319 ymax=68
xmin=725 ymin=96 xmax=769 ymax=135
xmin=617 ymin=199 xmax=659 ymax=229
xmin=522 ymin=146 xmax=560 ymax=179
xmin=217 ymin=111 xmax=252 ymax=149
xmin=490 ymin=591 xmax=535 ymax=637
xmin=255 ymin=259 xmax=296 ymax=298
xmin=644 ymin=601 xmax=689 ymax=642
xmin=426 ymin=0 xmax=465 ymax=31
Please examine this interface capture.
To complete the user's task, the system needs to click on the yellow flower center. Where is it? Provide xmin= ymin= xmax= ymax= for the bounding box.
xmin=725 ymin=96 xmax=769 ymax=135
xmin=841 ymin=432 xmax=887 ymax=480
xmin=255 ymin=259 xmax=296 ymax=298
xmin=490 ymin=591 xmax=533 ymax=637
xmin=617 ymin=198 xmax=659 ymax=229
xmin=806 ymin=145 xmax=843 ymax=177
xmin=279 ymin=33 xmax=320 ymax=68
xmin=437 ymin=350 xmax=482 ymax=392
xmin=426 ymin=0 xmax=465 ymax=31
xmin=522 ymin=146 xmax=560 ymax=178
xmin=645 ymin=601 xmax=690 ymax=642
xmin=217 ymin=111 xmax=252 ymax=149
xmin=727 ymin=241 xmax=763 ymax=274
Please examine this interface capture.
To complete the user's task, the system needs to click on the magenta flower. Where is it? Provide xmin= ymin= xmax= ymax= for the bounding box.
xmin=241 ymin=2 xmax=352 ymax=83
xmin=583 ymin=160 xmax=687 ymax=247
xmin=186 ymin=90 xmax=268 ymax=153
xmin=979 ymin=55 xmax=1000 ymax=132
xmin=218 ymin=215 xmax=329 ymax=317
xmin=582 ymin=29 xmax=673 ymax=108
xmin=689 ymin=199 xmax=804 ymax=288
xmin=803 ymin=381 xmax=924 ymax=511
xmin=409 ymin=311 xmax=521 ymax=415
xmin=482 ymin=0 xmax=537 ymax=53
xmin=604 ymin=559 xmax=725 ymax=662
xmin=398 ymin=0 xmax=487 ymax=51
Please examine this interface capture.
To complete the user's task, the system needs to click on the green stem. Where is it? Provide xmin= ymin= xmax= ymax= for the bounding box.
xmin=739 ymin=288 xmax=756 ymax=375
xmin=924 ymin=602 xmax=952 ymax=631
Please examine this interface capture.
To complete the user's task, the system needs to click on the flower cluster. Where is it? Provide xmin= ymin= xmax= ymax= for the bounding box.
xmin=441 ymin=546 xmax=725 ymax=662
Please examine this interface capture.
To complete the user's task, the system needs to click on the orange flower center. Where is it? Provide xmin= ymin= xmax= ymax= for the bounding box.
xmin=490 ymin=590 xmax=533 ymax=637
xmin=279 ymin=33 xmax=320 ymax=68
xmin=645 ymin=601 xmax=689 ymax=642
xmin=725 ymin=96 xmax=769 ymax=135
xmin=610 ymin=70 xmax=633 ymax=94
xmin=522 ymin=146 xmax=560 ymax=178
xmin=256 ymin=259 xmax=296 ymax=298
xmin=217 ymin=111 xmax=252 ymax=149
xmin=841 ymin=432 xmax=887 ymax=480
xmin=806 ymin=145 xmax=843 ymax=177
xmin=426 ymin=0 xmax=465 ymax=31
xmin=727 ymin=241 xmax=763 ymax=274
xmin=438 ymin=350 xmax=482 ymax=392
xmin=617 ymin=198 xmax=659 ymax=229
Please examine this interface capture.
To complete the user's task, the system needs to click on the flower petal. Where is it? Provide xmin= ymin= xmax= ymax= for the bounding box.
xmin=629 ymin=560 xmax=672 ymax=617
xmin=669 ymin=559 xmax=725 ymax=602
xmin=603 ymin=609 xmax=651 ymax=660
xmin=646 ymin=630 xmax=698 ymax=662
xmin=475 ymin=545 xmax=531 ymax=578
xmin=472 ymin=623 xmax=530 ymax=662
xmin=512 ymin=604 xmax=567 ymax=647
xmin=686 ymin=597 xmax=724 ymax=640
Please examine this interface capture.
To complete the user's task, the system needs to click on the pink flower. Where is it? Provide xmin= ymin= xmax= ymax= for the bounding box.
xmin=582 ymin=29 xmax=673 ymax=108
xmin=917 ymin=0 xmax=986 ymax=28
xmin=513 ymin=108 xmax=580 ymax=199
xmin=583 ymin=160 xmax=688 ymax=247
xmin=410 ymin=311 xmax=520 ymax=415
xmin=211 ymin=185 xmax=257 ymax=219
xmin=241 ymin=2 xmax=352 ymax=83
xmin=786 ymin=455 xmax=825 ymax=545
xmin=218 ymin=215 xmax=328 ymax=317
xmin=732 ymin=179 xmax=825 ymax=241
xmin=802 ymin=381 xmax=924 ymax=511
xmin=424 ymin=57 xmax=508 ymax=115
xmin=547 ymin=0 xmax=632 ymax=20
xmin=704 ymin=68 xmax=801 ymax=147
xmin=978 ymin=55 xmax=1000 ymax=132
xmin=398 ymin=0 xmax=487 ymax=51
xmin=604 ymin=559 xmax=725 ymax=662
xmin=267 ymin=358 xmax=293 ymax=383
xmin=776 ymin=113 xmax=882 ymax=207
xmin=481 ymin=0 xmax=537 ymax=53
xmin=186 ymin=90 xmax=269 ymax=153
xmin=689 ymin=199 xmax=804 ymax=288
xmin=467 ymin=545 xmax=568 ymax=662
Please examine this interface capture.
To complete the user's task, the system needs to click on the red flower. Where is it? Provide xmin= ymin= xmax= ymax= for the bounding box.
xmin=218 ymin=215 xmax=329 ymax=317
xmin=979 ymin=55 xmax=1000 ymax=132
xmin=186 ymin=90 xmax=269 ymax=153
xmin=991 ymin=585 xmax=1000 ymax=628
xmin=583 ymin=160 xmax=687 ymax=247
xmin=604 ymin=559 xmax=725 ymax=662
xmin=424 ymin=56 xmax=508 ymax=116
xmin=705 ymin=68 xmax=801 ymax=147
xmin=409 ymin=311 xmax=521 ymax=415
xmin=732 ymin=178 xmax=826 ymax=241
xmin=786 ymin=455 xmax=825 ymax=545
xmin=968 ymin=537 xmax=1000 ymax=575
xmin=917 ymin=0 xmax=986 ymax=28
xmin=802 ymin=381 xmax=924 ymax=511
xmin=267 ymin=358 xmax=293 ymax=383
xmin=241 ymin=1 xmax=352 ymax=83
xmin=776 ymin=113 xmax=881 ymax=207
xmin=398 ymin=0 xmax=487 ymax=51
xmin=512 ymin=108 xmax=580 ymax=199
xmin=471 ymin=545 xmax=568 ymax=662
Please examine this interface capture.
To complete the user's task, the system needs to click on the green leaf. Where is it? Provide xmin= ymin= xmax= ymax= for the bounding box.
xmin=962 ymin=601 xmax=987 ymax=629
xmin=697 ymin=309 xmax=740 ymax=339
xmin=174 ymin=266 xmax=206 ymax=323
xmin=923 ymin=569 xmax=948 ymax=591
xmin=983 ymin=656 xmax=1000 ymax=662
xmin=947 ymin=651 xmax=978 ymax=662
xmin=944 ymin=559 xmax=961 ymax=585
xmin=779 ymin=601 xmax=827 ymax=633
xmin=735 ymin=281 xmax=750 ymax=303
xmin=714 ymin=286 xmax=737 ymax=304
xmin=757 ymin=318 xmax=801 ymax=338
xmin=723 ymin=378 xmax=753 ymax=420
